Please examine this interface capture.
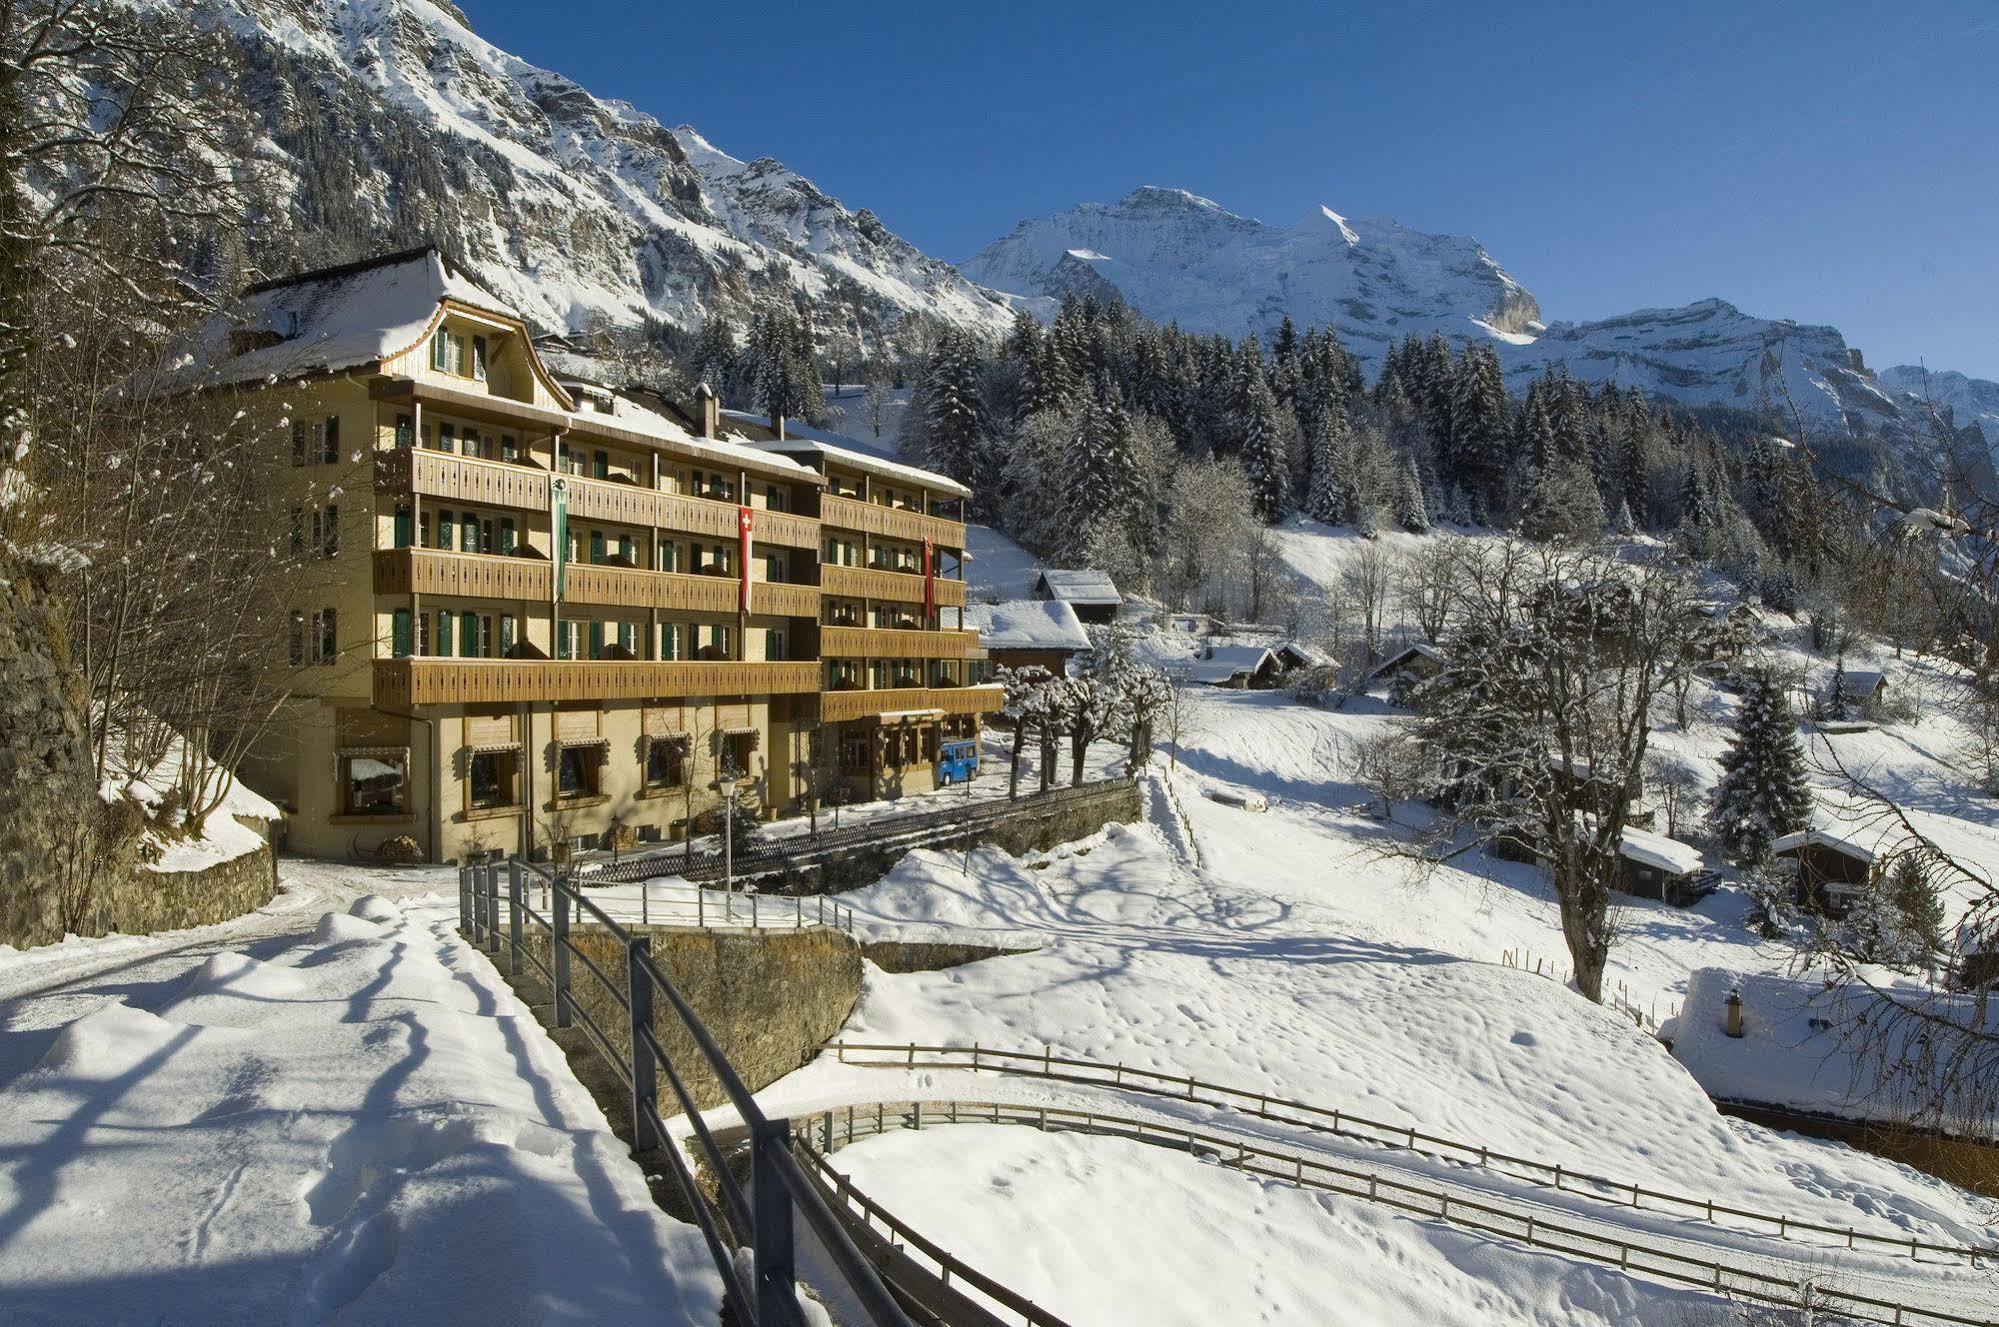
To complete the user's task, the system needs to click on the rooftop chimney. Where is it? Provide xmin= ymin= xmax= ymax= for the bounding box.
xmin=695 ymin=381 xmax=719 ymax=439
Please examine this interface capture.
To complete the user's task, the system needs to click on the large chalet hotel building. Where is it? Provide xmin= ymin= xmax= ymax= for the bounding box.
xmin=211 ymin=248 xmax=999 ymax=863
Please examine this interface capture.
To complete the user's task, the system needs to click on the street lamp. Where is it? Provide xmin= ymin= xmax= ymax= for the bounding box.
xmin=717 ymin=773 xmax=739 ymax=912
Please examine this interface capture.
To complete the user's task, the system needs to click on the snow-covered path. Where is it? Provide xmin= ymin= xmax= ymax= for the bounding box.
xmin=0 ymin=867 xmax=720 ymax=1326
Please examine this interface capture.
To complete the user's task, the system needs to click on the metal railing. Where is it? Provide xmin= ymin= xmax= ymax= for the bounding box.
xmin=458 ymin=859 xmax=914 ymax=1327
xmin=527 ymin=872 xmax=858 ymax=933
xmin=805 ymin=1098 xmax=1998 ymax=1327
xmin=584 ymin=777 xmax=1136 ymax=887
xmin=827 ymin=1041 xmax=1999 ymax=1269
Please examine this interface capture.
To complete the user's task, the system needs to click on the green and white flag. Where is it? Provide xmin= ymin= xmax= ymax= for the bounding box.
xmin=552 ymin=476 xmax=570 ymax=600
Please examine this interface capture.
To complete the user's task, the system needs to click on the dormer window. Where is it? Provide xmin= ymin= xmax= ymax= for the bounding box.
xmin=431 ymin=327 xmax=451 ymax=372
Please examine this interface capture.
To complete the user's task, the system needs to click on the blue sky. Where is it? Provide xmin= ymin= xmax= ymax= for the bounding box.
xmin=465 ymin=1 xmax=1999 ymax=377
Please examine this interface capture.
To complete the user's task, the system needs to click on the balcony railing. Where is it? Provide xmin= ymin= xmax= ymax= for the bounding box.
xmin=820 ymin=626 xmax=981 ymax=660
xmin=819 ymin=684 xmax=1004 ymax=723
xmin=373 ymin=547 xmax=551 ymax=600
xmin=819 ymin=564 xmax=967 ymax=608
xmin=375 ymin=451 xmax=818 ymax=550
xmin=372 ymin=550 xmax=819 ymax=618
xmin=373 ymin=658 xmax=820 ymax=707
xmin=819 ymin=494 xmax=966 ymax=548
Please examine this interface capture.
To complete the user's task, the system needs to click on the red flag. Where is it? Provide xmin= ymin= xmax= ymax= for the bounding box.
xmin=923 ymin=538 xmax=935 ymax=621
xmin=738 ymin=505 xmax=753 ymax=613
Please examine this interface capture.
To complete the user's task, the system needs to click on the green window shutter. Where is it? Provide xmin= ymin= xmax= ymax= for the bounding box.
xmin=618 ymin=534 xmax=633 ymax=563
xmin=619 ymin=622 xmax=635 ymax=654
xmin=462 ymin=512 xmax=478 ymax=551
xmin=461 ymin=611 xmax=478 ymax=658
xmin=432 ymin=328 xmax=450 ymax=371
xmin=589 ymin=531 xmax=605 ymax=564
xmin=391 ymin=609 xmax=411 ymax=659
xmin=393 ymin=506 xmax=412 ymax=548
xmin=588 ymin=621 xmax=605 ymax=659
xmin=499 ymin=615 xmax=516 ymax=655
xmin=593 ymin=451 xmax=609 ymax=479
xmin=438 ymin=610 xmax=454 ymax=658
xmin=498 ymin=519 xmax=515 ymax=555
xmin=436 ymin=508 xmax=453 ymax=550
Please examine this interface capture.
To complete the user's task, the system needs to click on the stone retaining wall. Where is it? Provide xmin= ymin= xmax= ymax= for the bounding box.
xmin=107 ymin=844 xmax=280 ymax=940
xmin=528 ymin=923 xmax=862 ymax=1111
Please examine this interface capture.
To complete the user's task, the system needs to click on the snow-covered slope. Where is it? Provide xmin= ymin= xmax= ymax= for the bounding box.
xmin=960 ymin=187 xmax=1541 ymax=359
xmin=1879 ymin=364 xmax=1999 ymax=447
xmin=143 ymin=0 xmax=1013 ymax=347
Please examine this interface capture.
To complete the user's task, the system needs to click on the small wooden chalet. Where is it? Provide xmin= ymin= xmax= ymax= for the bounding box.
xmin=1363 ymin=642 xmax=1446 ymax=704
xmin=966 ymin=599 xmax=1092 ymax=676
xmin=1033 ymin=569 xmax=1122 ymax=625
xmin=1610 ymin=825 xmax=1715 ymax=905
xmin=1770 ymin=827 xmax=1877 ymax=917
xmin=1189 ymin=644 xmax=1282 ymax=689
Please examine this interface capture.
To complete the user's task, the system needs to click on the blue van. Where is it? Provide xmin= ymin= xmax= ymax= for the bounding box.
xmin=937 ymin=739 xmax=979 ymax=785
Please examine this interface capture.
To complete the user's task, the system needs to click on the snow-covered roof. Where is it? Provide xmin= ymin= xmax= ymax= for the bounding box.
xmin=965 ymin=599 xmax=1092 ymax=653
xmin=751 ymin=434 xmax=971 ymax=498
xmin=569 ymin=391 xmax=820 ymax=481
xmin=1671 ymin=968 xmax=1997 ymax=1135
xmin=1274 ymin=641 xmax=1335 ymax=669
xmin=1036 ymin=568 xmax=1122 ymax=606
xmin=1616 ymin=824 xmax=1704 ymax=876
xmin=1365 ymin=641 xmax=1445 ymax=680
xmin=1187 ymin=644 xmax=1276 ymax=684
xmin=191 ymin=248 xmax=517 ymax=390
xmin=1836 ymin=669 xmax=1889 ymax=696
xmin=1770 ymin=826 xmax=1879 ymax=864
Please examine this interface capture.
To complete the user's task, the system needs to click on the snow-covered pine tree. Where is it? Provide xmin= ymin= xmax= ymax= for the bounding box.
xmin=1710 ymin=668 xmax=1814 ymax=864
xmin=1612 ymin=498 xmax=1638 ymax=536
xmin=1240 ymin=371 xmax=1290 ymax=523
xmin=1305 ymin=406 xmax=1351 ymax=525
xmin=920 ymin=330 xmax=986 ymax=488
xmin=1447 ymin=341 xmax=1510 ymax=514
xmin=1395 ymin=456 xmax=1430 ymax=532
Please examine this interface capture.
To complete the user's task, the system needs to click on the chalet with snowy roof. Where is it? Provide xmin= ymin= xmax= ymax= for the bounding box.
xmin=1607 ymin=825 xmax=1714 ymax=905
xmin=965 ymin=599 xmax=1091 ymax=675
xmin=1819 ymin=667 xmax=1890 ymax=718
xmin=176 ymin=247 xmax=998 ymax=862
xmin=1771 ymin=826 xmax=1880 ymax=917
xmin=1189 ymin=644 xmax=1282 ymax=689
xmin=1958 ymin=917 xmax=1998 ymax=992
xmin=1273 ymin=641 xmax=1335 ymax=673
xmin=1363 ymin=642 xmax=1446 ymax=705
xmin=1033 ymin=568 xmax=1122 ymax=625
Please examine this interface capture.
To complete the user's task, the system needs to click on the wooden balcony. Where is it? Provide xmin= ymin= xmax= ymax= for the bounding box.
xmin=820 ymin=564 xmax=967 ymax=607
xmin=820 ymin=626 xmax=980 ymax=660
xmin=752 ymin=580 xmax=821 ymax=618
xmin=564 ymin=563 xmax=736 ymax=613
xmin=818 ymin=494 xmax=966 ymax=549
xmin=374 ymin=658 xmax=820 ymax=707
xmin=819 ymin=684 xmax=1004 ymax=723
xmin=373 ymin=548 xmax=552 ymax=601
xmin=375 ymin=447 xmax=550 ymax=512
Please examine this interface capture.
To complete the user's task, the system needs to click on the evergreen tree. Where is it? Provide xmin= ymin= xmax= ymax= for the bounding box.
xmin=1305 ymin=407 xmax=1351 ymax=525
xmin=919 ymin=330 xmax=987 ymax=488
xmin=691 ymin=310 xmax=736 ymax=392
xmin=1447 ymin=342 xmax=1511 ymax=512
xmin=1710 ymin=669 xmax=1815 ymax=864
xmin=1240 ymin=372 xmax=1290 ymax=522
xmin=1394 ymin=456 xmax=1430 ymax=532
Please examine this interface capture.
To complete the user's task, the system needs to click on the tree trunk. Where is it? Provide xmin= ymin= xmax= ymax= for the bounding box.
xmin=1070 ymin=728 xmax=1087 ymax=786
xmin=1008 ymin=723 xmax=1023 ymax=800
xmin=1039 ymin=726 xmax=1055 ymax=793
xmin=1555 ymin=850 xmax=1614 ymax=1003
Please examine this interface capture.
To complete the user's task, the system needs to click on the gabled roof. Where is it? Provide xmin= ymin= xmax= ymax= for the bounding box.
xmin=1364 ymin=641 xmax=1445 ymax=681
xmin=1187 ymin=644 xmax=1276 ymax=684
xmin=1770 ymin=826 xmax=1878 ymax=864
xmin=1036 ymin=568 xmax=1121 ymax=606
xmin=1274 ymin=641 xmax=1335 ymax=669
xmin=751 ymin=433 xmax=970 ymax=499
xmin=1832 ymin=669 xmax=1889 ymax=696
xmin=193 ymin=247 xmax=520 ymax=391
xmin=965 ymin=599 xmax=1092 ymax=653
xmin=1616 ymin=824 xmax=1705 ymax=876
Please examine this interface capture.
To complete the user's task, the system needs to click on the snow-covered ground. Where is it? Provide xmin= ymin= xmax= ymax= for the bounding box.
xmin=0 ymin=864 xmax=720 ymax=1325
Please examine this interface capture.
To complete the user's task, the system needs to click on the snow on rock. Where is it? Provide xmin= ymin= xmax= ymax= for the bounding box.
xmin=0 ymin=894 xmax=721 ymax=1323
xmin=349 ymin=894 xmax=403 ymax=924
xmin=960 ymin=186 xmax=1540 ymax=362
xmin=964 ymin=599 xmax=1090 ymax=653
xmin=314 ymin=910 xmax=388 ymax=944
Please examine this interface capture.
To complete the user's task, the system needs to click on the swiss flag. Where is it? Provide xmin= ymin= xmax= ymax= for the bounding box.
xmin=923 ymin=539 xmax=936 ymax=620
xmin=738 ymin=506 xmax=754 ymax=613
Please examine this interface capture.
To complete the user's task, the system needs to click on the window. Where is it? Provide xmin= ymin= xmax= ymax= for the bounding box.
xmin=314 ymin=608 xmax=337 ymax=665
xmin=290 ymin=506 xmax=304 ymax=557
xmin=316 ymin=504 xmax=339 ymax=559
xmin=438 ymin=422 xmax=456 ymax=454
xmin=341 ymin=752 xmax=407 ymax=816
xmin=291 ymin=420 xmax=306 ymax=466
xmin=826 ymin=660 xmax=860 ymax=690
xmin=587 ymin=620 xmax=605 ymax=660
xmin=617 ymin=534 xmax=634 ymax=564
xmin=290 ymin=611 xmax=305 ymax=666
xmin=659 ymin=622 xmax=685 ymax=661
xmin=839 ymin=734 xmax=870 ymax=772
xmin=469 ymin=749 xmax=516 ymax=809
xmin=589 ymin=530 xmax=605 ymax=564
xmin=557 ymin=745 xmax=601 ymax=799
xmin=500 ymin=433 xmax=519 ymax=463
xmin=391 ymin=609 xmax=412 ymax=659
xmin=695 ymin=623 xmax=730 ymax=659
xmin=417 ymin=611 xmax=432 ymax=656
xmin=395 ymin=413 xmax=414 ymax=449
xmin=556 ymin=620 xmax=579 ymax=661
xmin=645 ymin=737 xmax=687 ymax=791
xmin=471 ymin=336 xmax=488 ymax=381
xmin=618 ymin=622 xmax=637 ymax=656
xmin=763 ymin=628 xmax=784 ymax=662
xmin=720 ymin=731 xmax=757 ymax=779
xmin=461 ymin=511 xmax=479 ymax=552
xmin=435 ymin=507 xmax=455 ymax=550
xmin=765 ymin=483 xmax=784 ymax=512
xmin=593 ymin=450 xmax=609 ymax=480
xmin=498 ymin=614 xmax=516 ymax=657
xmin=431 ymin=327 xmax=452 ymax=372
xmin=658 ymin=540 xmax=679 ymax=573
xmin=498 ymin=518 xmax=515 ymax=555
xmin=436 ymin=609 xmax=454 ymax=658
xmin=320 ymin=415 xmax=340 ymax=465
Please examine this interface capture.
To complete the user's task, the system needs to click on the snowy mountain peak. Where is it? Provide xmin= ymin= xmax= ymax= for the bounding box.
xmin=961 ymin=189 xmax=1539 ymax=355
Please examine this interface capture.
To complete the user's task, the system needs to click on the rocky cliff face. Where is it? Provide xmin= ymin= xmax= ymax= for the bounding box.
xmin=959 ymin=187 xmax=1541 ymax=359
xmin=152 ymin=0 xmax=1012 ymax=349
